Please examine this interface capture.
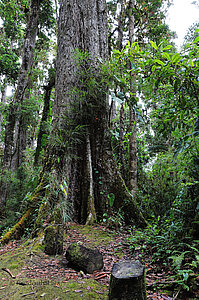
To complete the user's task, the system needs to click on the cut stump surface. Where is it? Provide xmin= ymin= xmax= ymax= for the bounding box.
xmin=109 ymin=260 xmax=147 ymax=300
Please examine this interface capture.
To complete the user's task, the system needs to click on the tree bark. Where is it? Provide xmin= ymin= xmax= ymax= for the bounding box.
xmin=129 ymin=105 xmax=137 ymax=194
xmin=128 ymin=0 xmax=137 ymax=195
xmin=119 ymin=103 xmax=126 ymax=178
xmin=0 ymin=84 xmax=7 ymax=135
xmin=34 ymin=73 xmax=55 ymax=166
xmin=54 ymin=0 xmax=109 ymax=224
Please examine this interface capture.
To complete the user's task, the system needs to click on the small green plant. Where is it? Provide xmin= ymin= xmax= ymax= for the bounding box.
xmin=107 ymin=193 xmax=115 ymax=208
xmin=102 ymin=193 xmax=124 ymax=230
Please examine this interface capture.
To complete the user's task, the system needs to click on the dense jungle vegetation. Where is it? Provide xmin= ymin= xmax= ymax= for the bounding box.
xmin=0 ymin=0 xmax=198 ymax=298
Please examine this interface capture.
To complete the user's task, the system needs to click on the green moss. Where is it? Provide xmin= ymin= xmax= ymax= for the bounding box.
xmin=68 ymin=243 xmax=86 ymax=260
xmin=0 ymin=277 xmax=108 ymax=299
xmin=71 ymin=225 xmax=115 ymax=248
xmin=34 ymin=201 xmax=50 ymax=231
xmin=0 ymin=250 xmax=26 ymax=275
xmin=50 ymin=206 xmax=63 ymax=224
xmin=44 ymin=224 xmax=63 ymax=255
xmin=9 ymin=263 xmax=20 ymax=270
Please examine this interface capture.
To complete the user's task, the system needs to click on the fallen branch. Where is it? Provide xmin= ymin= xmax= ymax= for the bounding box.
xmin=22 ymin=292 xmax=35 ymax=297
xmin=147 ymin=280 xmax=176 ymax=288
xmin=95 ymin=273 xmax=107 ymax=280
xmin=2 ymin=268 xmax=16 ymax=279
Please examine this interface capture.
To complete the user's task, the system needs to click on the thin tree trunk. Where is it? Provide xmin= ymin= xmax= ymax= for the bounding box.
xmin=128 ymin=0 xmax=137 ymax=195
xmin=85 ymin=133 xmax=97 ymax=225
xmin=129 ymin=105 xmax=137 ymax=194
xmin=119 ymin=103 xmax=125 ymax=178
xmin=0 ymin=85 xmax=7 ymax=136
xmin=11 ymin=86 xmax=31 ymax=170
xmin=117 ymin=1 xmax=126 ymax=177
xmin=34 ymin=74 xmax=55 ymax=166
xmin=117 ymin=0 xmax=124 ymax=50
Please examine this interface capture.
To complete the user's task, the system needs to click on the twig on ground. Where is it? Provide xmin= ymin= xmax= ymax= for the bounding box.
xmin=95 ymin=273 xmax=108 ymax=280
xmin=1 ymin=268 xmax=16 ymax=278
xmin=22 ymin=291 xmax=35 ymax=297
xmin=173 ymin=288 xmax=181 ymax=300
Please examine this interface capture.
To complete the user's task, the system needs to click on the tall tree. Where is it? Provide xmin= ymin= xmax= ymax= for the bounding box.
xmin=128 ymin=0 xmax=138 ymax=194
xmin=54 ymin=0 xmax=146 ymax=225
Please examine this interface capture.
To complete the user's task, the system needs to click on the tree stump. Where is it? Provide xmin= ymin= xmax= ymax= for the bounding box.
xmin=65 ymin=243 xmax=103 ymax=273
xmin=44 ymin=224 xmax=63 ymax=255
xmin=108 ymin=260 xmax=147 ymax=300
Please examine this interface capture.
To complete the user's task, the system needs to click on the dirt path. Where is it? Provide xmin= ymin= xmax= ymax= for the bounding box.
xmin=0 ymin=223 xmax=176 ymax=299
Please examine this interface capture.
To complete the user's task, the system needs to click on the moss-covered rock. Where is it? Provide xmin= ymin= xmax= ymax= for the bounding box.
xmin=44 ymin=224 xmax=63 ymax=255
xmin=65 ymin=243 xmax=103 ymax=273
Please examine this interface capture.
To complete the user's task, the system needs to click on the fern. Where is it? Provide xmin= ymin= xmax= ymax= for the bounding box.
xmin=169 ymin=251 xmax=190 ymax=269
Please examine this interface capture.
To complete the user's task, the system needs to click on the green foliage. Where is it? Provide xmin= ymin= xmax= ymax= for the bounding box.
xmin=107 ymin=193 xmax=115 ymax=208
xmin=0 ymin=149 xmax=41 ymax=234
xmin=0 ymin=43 xmax=20 ymax=82
xmin=127 ymin=221 xmax=199 ymax=291
xmin=71 ymin=49 xmax=110 ymax=129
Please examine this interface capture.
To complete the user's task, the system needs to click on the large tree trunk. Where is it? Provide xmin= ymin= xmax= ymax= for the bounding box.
xmin=0 ymin=0 xmax=40 ymax=211
xmin=54 ymin=0 xmax=109 ymax=224
xmin=55 ymin=0 xmax=143 ymax=223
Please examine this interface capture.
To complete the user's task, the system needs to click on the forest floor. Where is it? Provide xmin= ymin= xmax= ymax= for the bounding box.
xmin=0 ymin=223 xmax=198 ymax=299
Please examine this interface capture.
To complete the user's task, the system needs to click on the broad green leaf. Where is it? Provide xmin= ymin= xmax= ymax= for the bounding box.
xmin=162 ymin=52 xmax=170 ymax=60
xmin=150 ymin=40 xmax=157 ymax=50
xmin=162 ymin=45 xmax=173 ymax=51
xmin=112 ymin=49 xmax=121 ymax=54
xmin=152 ymin=65 xmax=158 ymax=71
xmin=107 ymin=193 xmax=115 ymax=207
xmin=193 ymin=36 xmax=199 ymax=43
xmin=189 ymin=59 xmax=194 ymax=67
xmin=172 ymin=53 xmax=181 ymax=64
xmin=154 ymin=59 xmax=165 ymax=66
